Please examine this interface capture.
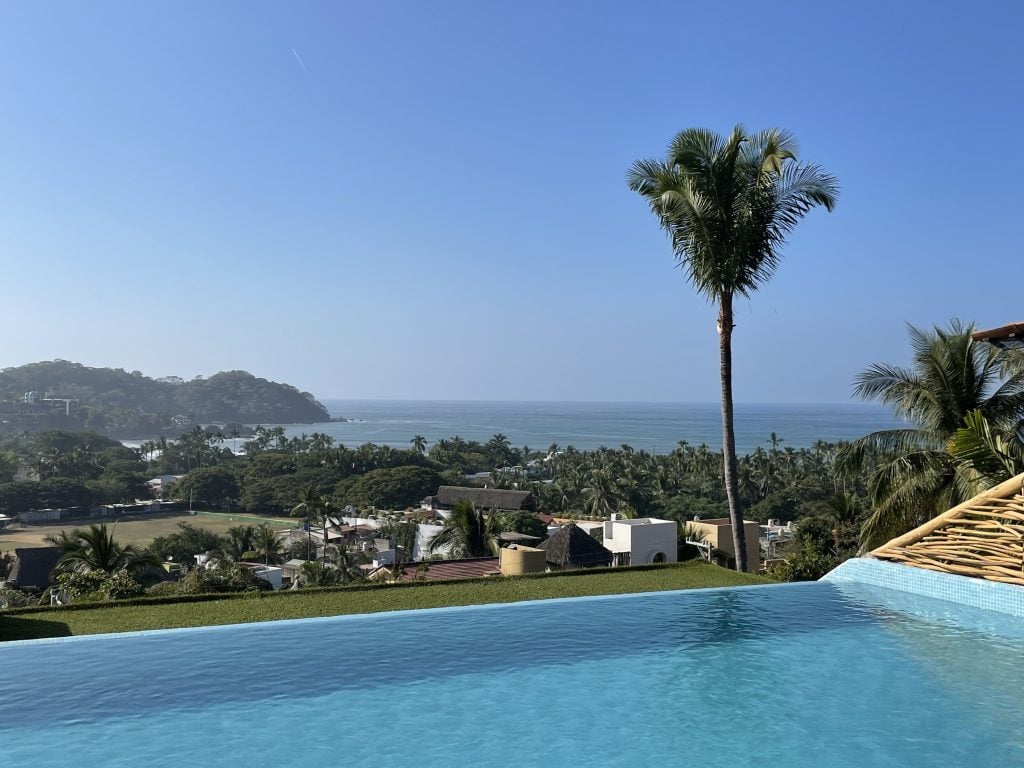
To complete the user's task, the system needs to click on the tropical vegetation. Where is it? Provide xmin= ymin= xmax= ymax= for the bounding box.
xmin=628 ymin=125 xmax=838 ymax=570
xmin=428 ymin=500 xmax=499 ymax=558
xmin=838 ymin=321 xmax=1024 ymax=548
xmin=0 ymin=360 xmax=329 ymax=437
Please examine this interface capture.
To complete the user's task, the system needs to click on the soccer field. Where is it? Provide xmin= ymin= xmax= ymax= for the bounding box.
xmin=0 ymin=512 xmax=297 ymax=550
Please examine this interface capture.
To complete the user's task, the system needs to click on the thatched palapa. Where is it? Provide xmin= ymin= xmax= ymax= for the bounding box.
xmin=434 ymin=486 xmax=534 ymax=511
xmin=5 ymin=547 xmax=62 ymax=592
xmin=871 ymin=473 xmax=1024 ymax=585
xmin=539 ymin=523 xmax=613 ymax=569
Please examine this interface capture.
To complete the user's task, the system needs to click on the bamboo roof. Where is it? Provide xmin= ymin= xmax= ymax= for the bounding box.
xmin=871 ymin=473 xmax=1024 ymax=585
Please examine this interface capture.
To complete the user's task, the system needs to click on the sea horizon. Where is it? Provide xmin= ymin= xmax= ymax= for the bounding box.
xmin=316 ymin=397 xmax=878 ymax=406
xmin=268 ymin=400 xmax=905 ymax=456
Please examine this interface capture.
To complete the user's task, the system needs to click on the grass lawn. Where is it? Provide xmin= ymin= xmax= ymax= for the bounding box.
xmin=0 ymin=511 xmax=296 ymax=550
xmin=0 ymin=561 xmax=771 ymax=642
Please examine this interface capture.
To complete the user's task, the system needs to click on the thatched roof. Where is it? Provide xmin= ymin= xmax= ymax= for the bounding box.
xmin=6 ymin=547 xmax=62 ymax=592
xmin=435 ymin=486 xmax=534 ymax=511
xmin=871 ymin=473 xmax=1024 ymax=585
xmin=538 ymin=523 xmax=612 ymax=568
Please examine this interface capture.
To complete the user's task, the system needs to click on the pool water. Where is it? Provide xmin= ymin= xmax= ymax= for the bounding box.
xmin=2 ymin=581 xmax=1023 ymax=767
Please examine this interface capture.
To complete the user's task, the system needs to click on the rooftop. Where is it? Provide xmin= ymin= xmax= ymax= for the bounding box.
xmin=610 ymin=517 xmax=673 ymax=526
xmin=538 ymin=523 xmax=613 ymax=568
xmin=434 ymin=486 xmax=534 ymax=511
xmin=6 ymin=547 xmax=62 ymax=592
xmin=396 ymin=557 xmax=501 ymax=581
xmin=972 ymin=322 xmax=1024 ymax=350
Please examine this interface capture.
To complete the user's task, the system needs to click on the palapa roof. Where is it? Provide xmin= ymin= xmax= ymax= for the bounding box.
xmin=6 ymin=547 xmax=62 ymax=592
xmin=538 ymin=523 xmax=613 ymax=568
xmin=434 ymin=486 xmax=534 ymax=511
xmin=871 ymin=473 xmax=1024 ymax=585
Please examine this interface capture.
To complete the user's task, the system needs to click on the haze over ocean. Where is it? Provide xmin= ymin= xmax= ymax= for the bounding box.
xmin=278 ymin=401 xmax=904 ymax=456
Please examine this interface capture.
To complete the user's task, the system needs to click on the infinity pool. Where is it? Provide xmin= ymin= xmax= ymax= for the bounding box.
xmin=2 ymin=581 xmax=1023 ymax=767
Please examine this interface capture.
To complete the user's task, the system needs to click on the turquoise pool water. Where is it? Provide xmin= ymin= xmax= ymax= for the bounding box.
xmin=2 ymin=582 xmax=1023 ymax=767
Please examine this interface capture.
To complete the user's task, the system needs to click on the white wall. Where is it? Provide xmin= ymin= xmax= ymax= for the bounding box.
xmin=604 ymin=519 xmax=677 ymax=565
xmin=414 ymin=523 xmax=447 ymax=560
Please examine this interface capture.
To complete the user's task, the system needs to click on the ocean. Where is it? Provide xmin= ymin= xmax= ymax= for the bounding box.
xmin=275 ymin=400 xmax=904 ymax=456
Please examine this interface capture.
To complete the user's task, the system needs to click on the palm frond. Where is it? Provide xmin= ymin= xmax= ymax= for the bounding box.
xmin=949 ymin=410 xmax=1024 ymax=485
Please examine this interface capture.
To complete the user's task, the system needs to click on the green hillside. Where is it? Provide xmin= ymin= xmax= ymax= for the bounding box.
xmin=0 ymin=361 xmax=330 ymax=436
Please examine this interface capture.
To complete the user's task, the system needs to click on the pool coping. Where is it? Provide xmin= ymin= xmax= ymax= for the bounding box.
xmin=823 ymin=557 xmax=1024 ymax=618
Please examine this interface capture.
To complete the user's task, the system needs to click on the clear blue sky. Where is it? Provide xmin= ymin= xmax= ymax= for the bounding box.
xmin=1 ymin=1 xmax=1021 ymax=403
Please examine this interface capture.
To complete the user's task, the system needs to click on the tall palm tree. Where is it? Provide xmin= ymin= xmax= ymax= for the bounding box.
xmin=221 ymin=525 xmax=257 ymax=561
xmin=248 ymin=523 xmax=285 ymax=565
xmin=838 ymin=321 xmax=1024 ymax=548
xmin=292 ymin=485 xmax=335 ymax=560
xmin=53 ymin=524 xmax=159 ymax=575
xmin=327 ymin=543 xmax=368 ymax=583
xmin=410 ymin=435 xmax=427 ymax=456
xmin=428 ymin=500 xmax=498 ymax=559
xmin=628 ymin=125 xmax=838 ymax=570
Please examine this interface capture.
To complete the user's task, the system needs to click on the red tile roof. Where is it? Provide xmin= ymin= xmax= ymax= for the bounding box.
xmin=398 ymin=557 xmax=500 ymax=581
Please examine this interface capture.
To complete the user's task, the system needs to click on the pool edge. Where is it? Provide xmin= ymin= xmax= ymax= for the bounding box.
xmin=822 ymin=557 xmax=1024 ymax=618
xmin=0 ymin=580 xmax=800 ymax=648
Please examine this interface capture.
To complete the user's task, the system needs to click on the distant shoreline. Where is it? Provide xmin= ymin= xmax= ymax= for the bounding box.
xmin=261 ymin=401 xmax=902 ymax=456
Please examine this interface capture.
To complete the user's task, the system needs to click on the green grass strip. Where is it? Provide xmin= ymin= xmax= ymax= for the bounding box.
xmin=0 ymin=561 xmax=770 ymax=642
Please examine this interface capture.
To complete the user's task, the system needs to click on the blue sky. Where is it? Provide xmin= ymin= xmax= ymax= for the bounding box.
xmin=1 ymin=1 xmax=1021 ymax=402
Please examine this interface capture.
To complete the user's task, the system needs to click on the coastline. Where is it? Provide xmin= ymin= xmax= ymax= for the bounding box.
xmin=263 ymin=400 xmax=901 ymax=456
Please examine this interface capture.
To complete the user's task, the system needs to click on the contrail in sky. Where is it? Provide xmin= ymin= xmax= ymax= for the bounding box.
xmin=292 ymin=48 xmax=308 ymax=73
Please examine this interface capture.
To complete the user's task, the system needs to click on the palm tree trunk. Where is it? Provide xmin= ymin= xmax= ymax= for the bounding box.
xmin=718 ymin=294 xmax=749 ymax=572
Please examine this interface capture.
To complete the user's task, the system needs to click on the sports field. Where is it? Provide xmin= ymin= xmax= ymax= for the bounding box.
xmin=0 ymin=512 xmax=296 ymax=550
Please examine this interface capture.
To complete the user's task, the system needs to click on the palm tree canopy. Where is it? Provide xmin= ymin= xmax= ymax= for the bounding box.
xmin=428 ymin=500 xmax=498 ymax=559
xmin=856 ymin=321 xmax=1024 ymax=433
xmin=54 ymin=523 xmax=159 ymax=575
xmin=627 ymin=125 xmax=838 ymax=302
xmin=839 ymin=321 xmax=1024 ymax=549
xmin=247 ymin=523 xmax=285 ymax=565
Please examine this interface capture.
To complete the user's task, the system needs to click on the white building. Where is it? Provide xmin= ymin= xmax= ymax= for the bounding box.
xmin=603 ymin=517 xmax=678 ymax=566
xmin=146 ymin=475 xmax=184 ymax=496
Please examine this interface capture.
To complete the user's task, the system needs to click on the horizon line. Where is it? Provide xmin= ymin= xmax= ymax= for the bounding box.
xmin=316 ymin=397 xmax=877 ymax=407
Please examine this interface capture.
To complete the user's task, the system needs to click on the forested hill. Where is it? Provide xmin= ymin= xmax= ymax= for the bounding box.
xmin=0 ymin=361 xmax=330 ymax=430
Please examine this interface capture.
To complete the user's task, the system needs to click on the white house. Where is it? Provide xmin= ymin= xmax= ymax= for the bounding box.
xmin=603 ymin=517 xmax=678 ymax=566
xmin=147 ymin=475 xmax=184 ymax=496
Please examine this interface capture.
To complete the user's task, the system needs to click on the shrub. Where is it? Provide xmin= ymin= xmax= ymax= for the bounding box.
xmin=286 ymin=538 xmax=313 ymax=561
xmin=103 ymin=570 xmax=146 ymax=600
xmin=766 ymin=546 xmax=839 ymax=582
xmin=150 ymin=523 xmax=226 ymax=564
xmin=145 ymin=582 xmax=182 ymax=597
xmin=54 ymin=569 xmax=147 ymax=602
xmin=176 ymin=562 xmax=273 ymax=594
xmin=55 ymin=570 xmax=106 ymax=600
xmin=0 ymin=587 xmax=36 ymax=609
